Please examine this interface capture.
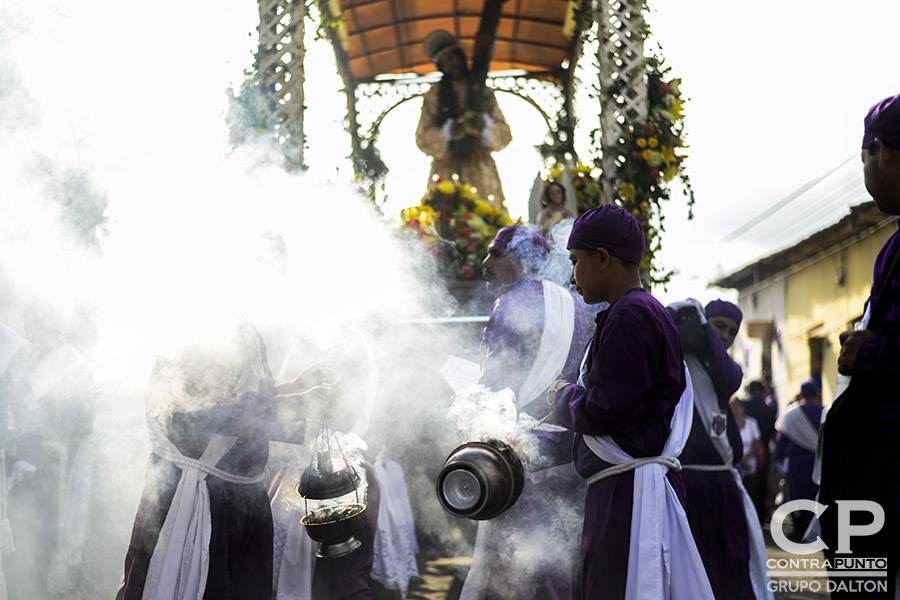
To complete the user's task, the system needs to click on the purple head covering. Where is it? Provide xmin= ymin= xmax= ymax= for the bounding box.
xmin=491 ymin=225 xmax=551 ymax=277
xmin=862 ymin=94 xmax=900 ymax=149
xmin=799 ymin=378 xmax=820 ymax=398
xmin=566 ymin=204 xmax=643 ymax=265
xmin=704 ymin=299 xmax=743 ymax=327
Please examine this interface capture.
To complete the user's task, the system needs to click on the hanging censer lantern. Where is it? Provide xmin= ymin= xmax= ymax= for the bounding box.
xmin=296 ymin=422 xmax=367 ymax=558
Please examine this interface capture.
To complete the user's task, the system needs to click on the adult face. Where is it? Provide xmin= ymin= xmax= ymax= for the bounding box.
xmin=568 ymin=248 xmax=609 ymax=305
xmin=862 ymin=140 xmax=900 ymax=215
xmin=436 ymin=48 xmax=467 ymax=81
xmin=708 ymin=315 xmax=740 ymax=350
xmin=482 ymin=243 xmax=523 ymax=292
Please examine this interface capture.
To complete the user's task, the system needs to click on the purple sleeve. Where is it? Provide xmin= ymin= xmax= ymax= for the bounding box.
xmin=854 ymin=229 xmax=900 ymax=383
xmin=479 ymin=285 xmax=544 ymax=391
xmin=552 ymin=309 xmax=654 ymax=436
xmin=702 ymin=323 xmax=744 ymax=406
xmin=774 ymin=431 xmax=788 ymax=462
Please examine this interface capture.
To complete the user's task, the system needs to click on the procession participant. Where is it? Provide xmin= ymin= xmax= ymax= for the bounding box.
xmin=415 ymin=30 xmax=512 ymax=207
xmin=819 ymin=92 xmax=900 ymax=598
xmin=668 ymin=298 xmax=772 ymax=600
xmin=774 ymin=379 xmax=822 ymax=538
xmin=116 ymin=320 xmax=335 ymax=600
xmin=740 ymin=379 xmax=777 ymax=524
xmin=459 ymin=225 xmax=589 ymax=600
xmin=550 ymin=204 xmax=713 ymax=599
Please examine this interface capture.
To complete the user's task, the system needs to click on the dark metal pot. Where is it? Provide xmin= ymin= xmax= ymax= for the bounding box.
xmin=299 ymin=502 xmax=367 ymax=558
xmin=436 ymin=439 xmax=524 ymax=520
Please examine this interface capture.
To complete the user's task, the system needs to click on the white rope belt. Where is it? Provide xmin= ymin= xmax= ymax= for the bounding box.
xmin=586 ymin=455 xmax=681 ymax=487
xmin=153 ymin=447 xmax=266 ymax=485
xmin=680 ymin=463 xmax=734 ymax=472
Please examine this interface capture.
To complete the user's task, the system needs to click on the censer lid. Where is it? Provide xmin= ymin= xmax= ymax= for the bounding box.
xmin=297 ymin=463 xmax=361 ymax=500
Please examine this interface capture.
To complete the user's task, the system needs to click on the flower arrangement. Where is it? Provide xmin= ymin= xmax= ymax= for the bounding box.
xmin=606 ymin=58 xmax=695 ymax=282
xmin=399 ymin=178 xmax=516 ymax=280
xmin=547 ymin=162 xmax=604 ymax=212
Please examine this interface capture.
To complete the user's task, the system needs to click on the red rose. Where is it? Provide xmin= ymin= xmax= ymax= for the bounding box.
xmin=659 ymin=83 xmax=671 ymax=94
xmin=460 ymin=227 xmax=472 ymax=237
xmin=462 ymin=213 xmax=472 ymax=223
xmin=409 ymin=218 xmax=420 ymax=228
xmin=644 ymin=125 xmax=654 ymax=136
xmin=430 ymin=247 xmax=440 ymax=255
xmin=650 ymin=169 xmax=660 ymax=179
xmin=466 ymin=243 xmax=476 ymax=252
xmin=462 ymin=265 xmax=474 ymax=278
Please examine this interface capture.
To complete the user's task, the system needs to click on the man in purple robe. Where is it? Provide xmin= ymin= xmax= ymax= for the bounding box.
xmin=820 ymin=92 xmax=900 ymax=598
xmin=116 ymin=322 xmax=335 ymax=600
xmin=670 ymin=298 xmax=769 ymax=599
xmin=461 ymin=225 xmax=590 ymax=600
xmin=774 ymin=379 xmax=822 ymax=538
xmin=549 ymin=205 xmax=710 ymax=599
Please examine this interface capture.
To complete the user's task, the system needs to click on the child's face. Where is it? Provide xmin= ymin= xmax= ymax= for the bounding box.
xmin=568 ymin=248 xmax=607 ymax=304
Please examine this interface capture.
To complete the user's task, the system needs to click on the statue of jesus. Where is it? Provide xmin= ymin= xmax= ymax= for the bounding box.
xmin=415 ymin=30 xmax=512 ymax=207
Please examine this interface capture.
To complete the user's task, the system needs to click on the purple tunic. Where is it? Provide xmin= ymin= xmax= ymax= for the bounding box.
xmin=553 ymin=288 xmax=686 ymax=600
xmin=475 ymin=278 xmax=590 ymax=600
xmin=117 ymin=331 xmax=308 ymax=600
xmin=819 ymin=224 xmax=900 ymax=598
xmin=680 ymin=324 xmax=754 ymax=600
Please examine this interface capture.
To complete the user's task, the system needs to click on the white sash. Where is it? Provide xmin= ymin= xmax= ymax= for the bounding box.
xmin=730 ymin=468 xmax=775 ymax=600
xmin=776 ymin=405 xmax=819 ymax=454
xmin=582 ymin=366 xmax=715 ymax=600
xmin=516 ymin=281 xmax=575 ymax=409
xmin=684 ymin=355 xmax=733 ymax=466
xmin=142 ymin=418 xmax=264 ymax=600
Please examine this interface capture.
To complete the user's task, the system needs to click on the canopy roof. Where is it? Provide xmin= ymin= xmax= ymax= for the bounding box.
xmin=328 ymin=0 xmax=582 ymax=84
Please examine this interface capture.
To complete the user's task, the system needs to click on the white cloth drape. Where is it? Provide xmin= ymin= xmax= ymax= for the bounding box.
xmin=515 ymin=281 xmax=575 ymax=409
xmin=776 ymin=405 xmax=819 ymax=454
xmin=582 ymin=366 xmax=716 ymax=600
xmin=684 ymin=355 xmax=733 ymax=465
xmin=370 ymin=457 xmax=419 ymax=596
xmin=729 ymin=469 xmax=775 ymax=600
xmin=142 ymin=419 xmax=263 ymax=600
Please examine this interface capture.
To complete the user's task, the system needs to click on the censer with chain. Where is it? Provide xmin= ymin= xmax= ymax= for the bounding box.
xmin=296 ymin=420 xmax=367 ymax=558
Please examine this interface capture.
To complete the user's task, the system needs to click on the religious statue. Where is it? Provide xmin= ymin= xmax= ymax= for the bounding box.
xmin=415 ymin=30 xmax=512 ymax=207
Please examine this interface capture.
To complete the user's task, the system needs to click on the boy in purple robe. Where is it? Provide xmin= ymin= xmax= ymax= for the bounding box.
xmin=774 ymin=379 xmax=822 ymax=538
xmin=549 ymin=205 xmax=711 ymax=599
xmin=460 ymin=225 xmax=589 ymax=600
xmin=820 ymin=92 xmax=900 ymax=598
xmin=670 ymin=299 xmax=770 ymax=599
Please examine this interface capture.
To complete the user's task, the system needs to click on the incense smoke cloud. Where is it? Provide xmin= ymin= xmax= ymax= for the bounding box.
xmin=0 ymin=1 xmax=587 ymax=596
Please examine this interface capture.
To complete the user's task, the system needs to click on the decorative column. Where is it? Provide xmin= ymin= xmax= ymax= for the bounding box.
xmin=595 ymin=0 xmax=647 ymax=204
xmin=257 ymin=0 xmax=306 ymax=170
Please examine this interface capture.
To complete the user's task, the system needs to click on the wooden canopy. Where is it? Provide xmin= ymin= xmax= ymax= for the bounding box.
xmin=326 ymin=0 xmax=582 ymax=84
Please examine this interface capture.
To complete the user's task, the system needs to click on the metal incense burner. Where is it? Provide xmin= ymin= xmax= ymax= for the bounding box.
xmin=436 ymin=439 xmax=524 ymax=520
xmin=297 ymin=424 xmax=366 ymax=558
